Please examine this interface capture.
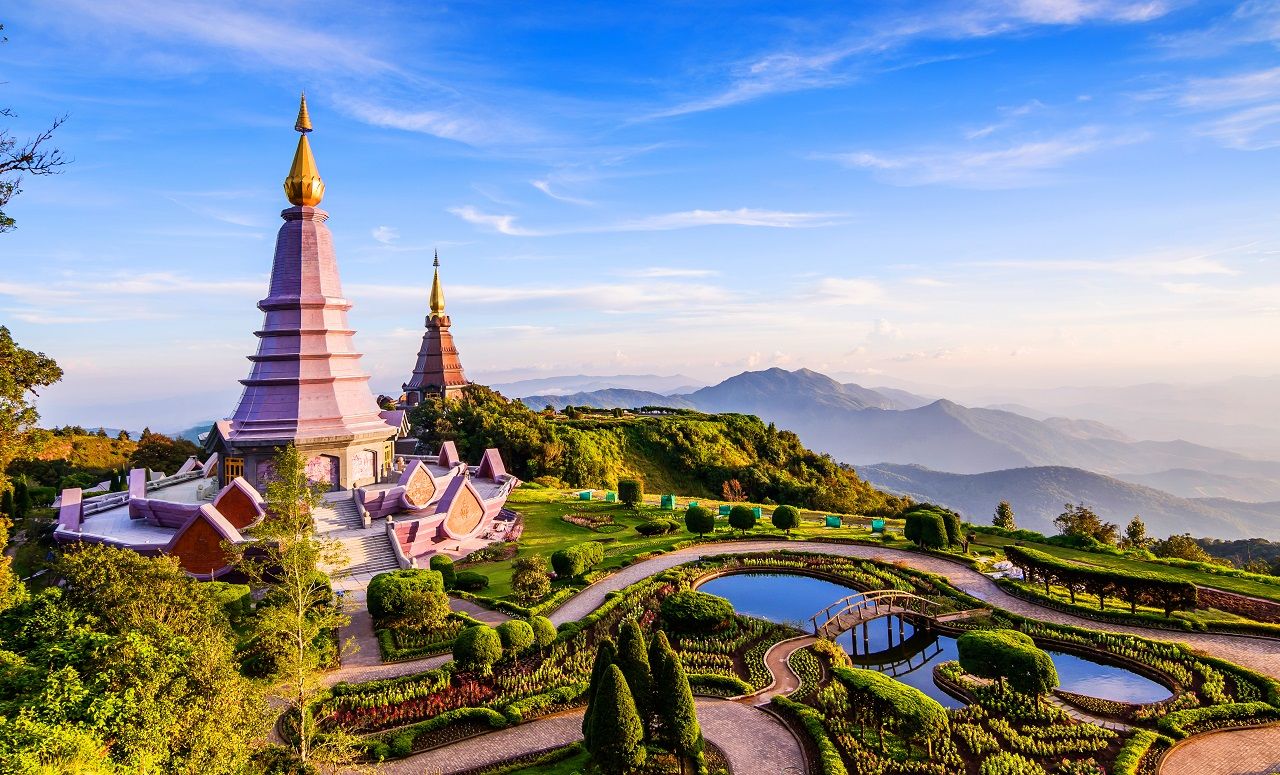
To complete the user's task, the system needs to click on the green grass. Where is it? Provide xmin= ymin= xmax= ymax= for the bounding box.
xmin=464 ymin=488 xmax=903 ymax=601
xmin=973 ymin=533 xmax=1280 ymax=603
xmin=501 ymin=748 xmax=589 ymax=775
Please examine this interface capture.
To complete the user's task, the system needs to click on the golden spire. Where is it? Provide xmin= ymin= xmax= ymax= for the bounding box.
xmin=284 ymin=93 xmax=325 ymax=206
xmin=429 ymin=250 xmax=446 ymax=318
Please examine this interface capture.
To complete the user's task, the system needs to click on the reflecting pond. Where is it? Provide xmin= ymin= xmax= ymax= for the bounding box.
xmin=698 ymin=572 xmax=1172 ymax=708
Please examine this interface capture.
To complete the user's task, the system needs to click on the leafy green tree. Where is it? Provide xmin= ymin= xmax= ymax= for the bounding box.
xmin=650 ymin=631 xmax=703 ymax=770
xmin=529 ymin=615 xmax=557 ymax=652
xmin=615 ymin=619 xmax=652 ymax=730
xmin=586 ymin=665 xmax=646 ymax=775
xmin=0 ymin=327 xmax=62 ymax=496
xmin=684 ymin=504 xmax=715 ymax=537
xmin=660 ymin=590 xmax=734 ymax=631
xmin=993 ymin=500 xmax=1016 ymax=530
xmin=496 ymin=619 xmax=535 ymax=657
xmin=1123 ymin=515 xmax=1149 ymax=550
xmin=728 ymin=504 xmax=756 ymax=535
xmin=1053 ymin=502 xmax=1119 ymax=546
xmin=367 ymin=569 xmax=446 ymax=626
xmin=957 ymin=629 xmax=1058 ymax=696
xmin=126 ymin=432 xmax=200 ymax=476
xmin=617 ymin=478 xmax=642 ymax=508
xmin=771 ymin=504 xmax=800 ymax=535
xmin=0 ymin=545 xmax=267 ymax=772
xmin=453 ymin=625 xmax=503 ymax=675
xmin=511 ymin=556 xmax=551 ymax=603
xmin=1153 ymin=533 xmax=1214 ymax=563
xmin=583 ymin=637 xmax=616 ymax=747
xmin=232 ymin=444 xmax=348 ymax=767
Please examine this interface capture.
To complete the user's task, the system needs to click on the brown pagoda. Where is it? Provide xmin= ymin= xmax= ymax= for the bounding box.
xmin=402 ymin=253 xmax=468 ymax=405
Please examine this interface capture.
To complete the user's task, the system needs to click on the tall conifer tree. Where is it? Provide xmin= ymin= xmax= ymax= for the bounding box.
xmin=616 ymin=619 xmax=652 ymax=731
xmin=587 ymin=665 xmax=646 ymax=775
xmin=582 ymin=637 xmax=616 ymax=747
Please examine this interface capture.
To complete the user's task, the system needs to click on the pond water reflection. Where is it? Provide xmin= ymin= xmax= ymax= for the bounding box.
xmin=698 ymin=572 xmax=1172 ymax=708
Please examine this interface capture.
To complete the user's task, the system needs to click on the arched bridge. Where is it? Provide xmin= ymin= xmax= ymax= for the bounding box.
xmin=808 ymin=589 xmax=988 ymax=639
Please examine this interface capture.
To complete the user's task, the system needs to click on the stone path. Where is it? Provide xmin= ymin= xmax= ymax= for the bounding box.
xmin=374 ymin=699 xmax=806 ymax=775
xmin=1159 ymin=725 xmax=1280 ymax=775
xmin=746 ymin=635 xmax=817 ymax=706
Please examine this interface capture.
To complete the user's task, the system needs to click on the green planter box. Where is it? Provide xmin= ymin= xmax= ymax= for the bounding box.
xmin=660 ymin=494 xmax=676 ymax=510
xmin=871 ymin=519 xmax=886 ymax=533
xmin=718 ymin=505 xmax=731 ymax=516
xmin=604 ymin=491 xmax=616 ymax=503
xmin=578 ymin=491 xmax=592 ymax=501
xmin=825 ymin=516 xmax=842 ymax=528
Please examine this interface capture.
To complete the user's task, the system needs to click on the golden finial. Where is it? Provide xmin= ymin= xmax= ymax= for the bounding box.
xmin=284 ymin=92 xmax=324 ymax=206
xmin=429 ymin=250 xmax=446 ymax=318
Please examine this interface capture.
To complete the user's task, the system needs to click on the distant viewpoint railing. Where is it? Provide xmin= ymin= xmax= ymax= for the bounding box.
xmin=79 ymin=470 xmax=206 ymax=517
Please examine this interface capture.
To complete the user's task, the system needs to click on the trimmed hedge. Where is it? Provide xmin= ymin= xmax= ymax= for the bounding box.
xmin=687 ymin=672 xmax=752 ymax=696
xmin=430 ymin=554 xmax=456 ymax=588
xmin=1113 ymin=730 xmax=1169 ymax=775
xmin=660 ymin=590 xmax=734 ymax=631
xmin=367 ymin=569 xmax=446 ymax=623
xmin=501 ymin=681 xmax=588 ymax=723
xmin=1156 ymin=701 xmax=1280 ymax=739
xmin=957 ymin=629 xmax=1059 ymax=696
xmin=617 ymin=479 xmax=642 ymax=508
xmin=453 ymin=571 xmax=490 ymax=591
xmin=904 ymin=510 xmax=948 ymax=549
xmin=1005 ymin=545 xmax=1197 ymax=616
xmin=772 ymin=695 xmax=849 ymax=775
xmin=635 ymin=519 xmax=680 ymax=536
xmin=550 ymin=542 xmax=605 ymax=578
xmin=831 ymin=665 xmax=949 ymax=741
xmin=363 ymin=706 xmax=507 ymax=761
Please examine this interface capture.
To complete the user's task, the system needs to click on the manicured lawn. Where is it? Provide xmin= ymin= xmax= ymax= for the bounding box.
xmin=502 ymin=748 xmax=589 ymax=775
xmin=972 ymin=533 xmax=1280 ymax=603
xmin=462 ymin=487 xmax=903 ymax=601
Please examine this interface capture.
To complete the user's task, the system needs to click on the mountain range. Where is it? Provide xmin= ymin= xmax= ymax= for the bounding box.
xmin=517 ymin=367 xmax=1280 ymax=540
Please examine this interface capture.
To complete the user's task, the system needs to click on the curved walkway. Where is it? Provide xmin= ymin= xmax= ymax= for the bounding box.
xmin=747 ymin=635 xmax=817 ymax=706
xmin=375 ymin=698 xmax=806 ymax=775
xmin=1159 ymin=725 xmax=1280 ymax=775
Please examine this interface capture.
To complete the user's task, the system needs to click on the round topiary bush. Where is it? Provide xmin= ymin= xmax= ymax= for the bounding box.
xmin=660 ymin=590 xmax=734 ymax=631
xmin=529 ymin=615 xmax=557 ymax=650
xmin=771 ymin=504 xmax=800 ymax=535
xmin=684 ymin=505 xmax=715 ymax=537
xmin=957 ymin=629 xmax=1059 ymax=696
xmin=904 ymin=510 xmax=948 ymax=549
xmin=635 ymin=519 xmax=678 ymax=536
xmin=617 ymin=479 xmax=643 ymax=508
xmin=496 ymin=619 xmax=535 ymax=654
xmin=728 ymin=505 xmax=756 ymax=535
xmin=453 ymin=571 xmax=490 ymax=591
xmin=453 ymin=625 xmax=503 ymax=674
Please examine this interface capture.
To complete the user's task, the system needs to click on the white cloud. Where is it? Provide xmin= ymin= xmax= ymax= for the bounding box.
xmin=336 ymin=99 xmax=502 ymax=146
xmin=907 ymin=277 xmax=948 ymax=287
xmin=1199 ymin=103 xmax=1280 ymax=150
xmin=372 ymin=225 xmax=400 ymax=245
xmin=621 ymin=267 xmax=721 ymax=278
xmin=447 ymin=206 xmax=842 ymax=236
xmin=827 ymin=127 xmax=1144 ymax=188
xmin=977 ymin=250 xmax=1243 ymax=277
xmin=810 ymin=278 xmax=887 ymax=306
xmin=530 ymin=179 xmax=594 ymax=206
xmin=1181 ymin=67 xmax=1280 ymax=110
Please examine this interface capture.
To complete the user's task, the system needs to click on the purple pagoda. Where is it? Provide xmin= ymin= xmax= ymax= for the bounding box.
xmin=206 ymin=95 xmax=398 ymax=490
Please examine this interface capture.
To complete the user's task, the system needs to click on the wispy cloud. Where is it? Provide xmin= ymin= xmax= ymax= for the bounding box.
xmin=372 ymin=225 xmax=400 ymax=245
xmin=647 ymin=2 xmax=1170 ymax=118
xmin=825 ymin=127 xmax=1143 ymax=188
xmin=531 ymin=179 xmax=594 ymax=206
xmin=620 ymin=267 xmax=721 ymax=278
xmin=975 ymin=247 xmax=1247 ymax=277
xmin=1174 ymin=67 xmax=1280 ymax=150
xmin=448 ymin=206 xmax=843 ymax=236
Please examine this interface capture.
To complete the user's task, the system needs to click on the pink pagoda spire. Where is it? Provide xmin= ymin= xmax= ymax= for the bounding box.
xmin=225 ymin=95 xmax=394 ymax=451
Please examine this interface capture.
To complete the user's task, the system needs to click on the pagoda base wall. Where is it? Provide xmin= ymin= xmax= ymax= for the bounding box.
xmin=221 ymin=434 xmax=395 ymax=492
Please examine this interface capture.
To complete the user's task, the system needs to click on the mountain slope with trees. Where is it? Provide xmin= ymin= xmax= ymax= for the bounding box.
xmin=410 ymin=385 xmax=903 ymax=515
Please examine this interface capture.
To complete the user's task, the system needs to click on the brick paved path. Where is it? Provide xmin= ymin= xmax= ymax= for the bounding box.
xmin=746 ymin=635 xmax=817 ymax=706
xmin=1159 ymin=725 xmax=1280 ymax=775
xmin=374 ymin=699 xmax=806 ymax=775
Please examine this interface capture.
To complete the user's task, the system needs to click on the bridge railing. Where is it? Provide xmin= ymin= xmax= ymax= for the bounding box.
xmin=808 ymin=589 xmax=947 ymax=636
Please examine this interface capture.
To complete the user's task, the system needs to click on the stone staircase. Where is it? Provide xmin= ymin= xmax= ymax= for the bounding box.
xmin=314 ymin=493 xmax=401 ymax=582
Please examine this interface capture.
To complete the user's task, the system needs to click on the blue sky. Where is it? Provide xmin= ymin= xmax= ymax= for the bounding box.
xmin=2 ymin=1 xmax=1279 ymax=430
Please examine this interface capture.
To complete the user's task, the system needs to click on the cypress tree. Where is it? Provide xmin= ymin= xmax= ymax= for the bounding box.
xmin=13 ymin=482 xmax=30 ymax=520
xmin=616 ymin=619 xmax=652 ymax=731
xmin=582 ymin=637 xmax=616 ymax=747
xmin=588 ymin=665 xmax=646 ymax=775
xmin=652 ymin=638 xmax=703 ymax=770
xmin=0 ymin=489 xmax=11 ymax=518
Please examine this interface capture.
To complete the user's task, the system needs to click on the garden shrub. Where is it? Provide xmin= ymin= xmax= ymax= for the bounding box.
xmin=429 ymin=554 xmax=456 ymax=589
xmin=831 ymin=666 xmax=949 ymax=752
xmin=203 ymin=581 xmax=252 ymax=626
xmin=687 ymin=673 xmax=752 ymax=696
xmin=684 ymin=505 xmax=715 ymax=537
xmin=957 ymin=629 xmax=1059 ymax=696
xmin=904 ymin=510 xmax=948 ymax=549
xmin=453 ymin=571 xmax=490 ymax=591
xmin=496 ymin=619 xmax=535 ymax=655
xmin=617 ymin=479 xmax=642 ymax=508
xmin=770 ymin=504 xmax=800 ymax=534
xmin=367 ymin=569 xmax=445 ymax=623
xmin=529 ymin=615 xmax=557 ymax=650
xmin=1004 ymin=545 xmax=1198 ymax=616
xmin=635 ymin=519 xmax=679 ymax=536
xmin=728 ymin=505 xmax=756 ymax=534
xmin=551 ymin=542 xmax=605 ymax=578
xmin=1156 ymin=701 xmax=1280 ymax=738
xmin=1113 ymin=730 xmax=1167 ymax=775
xmin=772 ymin=695 xmax=849 ymax=775
xmin=453 ymin=625 xmax=503 ymax=674
xmin=660 ymin=590 xmax=734 ymax=631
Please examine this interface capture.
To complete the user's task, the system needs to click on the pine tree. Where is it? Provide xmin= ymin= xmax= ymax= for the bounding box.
xmin=588 ymin=665 xmax=646 ymax=775
xmin=616 ymin=619 xmax=652 ymax=731
xmin=647 ymin=629 xmax=673 ymax=738
xmin=652 ymin=639 xmax=703 ymax=773
xmin=13 ymin=481 xmax=30 ymax=520
xmin=582 ymin=637 xmax=617 ymax=747
xmin=993 ymin=500 xmax=1016 ymax=530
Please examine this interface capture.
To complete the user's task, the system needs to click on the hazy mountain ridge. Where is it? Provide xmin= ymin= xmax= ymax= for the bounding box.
xmin=857 ymin=463 xmax=1280 ymax=540
xmin=493 ymin=373 xmax=703 ymax=397
xmin=521 ymin=389 xmax=695 ymax=411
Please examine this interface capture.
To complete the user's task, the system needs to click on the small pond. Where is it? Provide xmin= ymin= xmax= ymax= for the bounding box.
xmin=697 ymin=572 xmax=1172 ymax=708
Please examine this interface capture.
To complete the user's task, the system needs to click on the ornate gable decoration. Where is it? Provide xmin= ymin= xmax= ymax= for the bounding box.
xmin=439 ymin=475 xmax=487 ymax=540
xmin=399 ymin=460 xmax=438 ymax=509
